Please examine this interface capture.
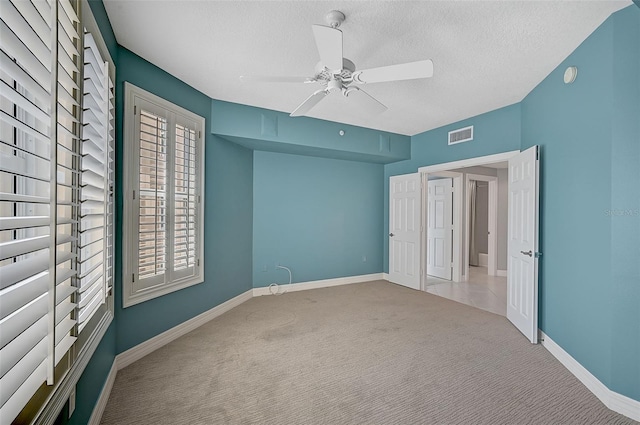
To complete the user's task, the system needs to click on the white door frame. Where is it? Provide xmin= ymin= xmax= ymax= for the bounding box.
xmin=421 ymin=171 xmax=463 ymax=286
xmin=419 ymin=151 xmax=520 ymax=287
xmin=465 ymin=174 xmax=498 ymax=279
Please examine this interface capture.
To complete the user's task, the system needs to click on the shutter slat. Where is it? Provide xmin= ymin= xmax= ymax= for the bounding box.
xmin=0 ymin=316 xmax=47 ymax=378
xmin=0 ymin=293 xmax=47 ymax=348
xmin=0 ymin=235 xmax=49 ymax=262
xmin=0 ymin=360 xmax=47 ymax=425
xmin=78 ymin=290 xmax=103 ymax=327
xmin=0 ymin=216 xmax=49 ymax=231
xmin=1 ymin=2 xmax=52 ymax=71
xmin=0 ymin=20 xmax=50 ymax=89
xmin=0 ymin=271 xmax=48 ymax=320
xmin=0 ymin=250 xmax=48 ymax=291
xmin=0 ymin=192 xmax=49 ymax=204
xmin=0 ymin=337 xmax=47 ymax=406
xmin=0 ymin=110 xmax=51 ymax=146
xmin=0 ymin=79 xmax=50 ymax=125
xmin=10 ymin=0 xmax=50 ymax=46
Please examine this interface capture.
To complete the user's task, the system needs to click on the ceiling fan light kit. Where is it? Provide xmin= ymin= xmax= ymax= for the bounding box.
xmin=240 ymin=10 xmax=434 ymax=118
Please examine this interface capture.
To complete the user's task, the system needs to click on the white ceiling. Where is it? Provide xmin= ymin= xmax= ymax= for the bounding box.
xmin=104 ymin=1 xmax=629 ymax=136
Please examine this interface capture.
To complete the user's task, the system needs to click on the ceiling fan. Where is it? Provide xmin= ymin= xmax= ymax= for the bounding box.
xmin=240 ymin=10 xmax=434 ymax=117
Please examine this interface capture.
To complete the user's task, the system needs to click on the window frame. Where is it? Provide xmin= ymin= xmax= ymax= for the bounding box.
xmin=122 ymin=82 xmax=205 ymax=308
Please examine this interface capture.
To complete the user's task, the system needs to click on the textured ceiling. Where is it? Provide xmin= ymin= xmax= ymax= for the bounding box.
xmin=104 ymin=1 xmax=629 ymax=136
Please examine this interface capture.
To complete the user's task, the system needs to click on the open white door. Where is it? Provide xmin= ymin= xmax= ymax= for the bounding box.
xmin=389 ymin=173 xmax=421 ymax=290
xmin=507 ymin=146 xmax=540 ymax=343
xmin=427 ymin=178 xmax=453 ymax=280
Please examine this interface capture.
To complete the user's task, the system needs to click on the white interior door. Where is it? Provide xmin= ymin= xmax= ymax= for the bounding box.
xmin=427 ymin=178 xmax=453 ymax=280
xmin=388 ymin=173 xmax=421 ymax=290
xmin=507 ymin=146 xmax=540 ymax=343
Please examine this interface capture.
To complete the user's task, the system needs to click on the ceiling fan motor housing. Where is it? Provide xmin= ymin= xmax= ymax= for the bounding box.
xmin=314 ymin=59 xmax=356 ymax=84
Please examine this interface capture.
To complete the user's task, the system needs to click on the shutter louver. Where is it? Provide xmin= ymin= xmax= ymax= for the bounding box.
xmin=173 ymin=124 xmax=197 ymax=278
xmin=137 ymin=109 xmax=167 ymax=283
xmin=0 ymin=0 xmax=81 ymax=421
xmin=78 ymin=30 xmax=109 ymax=331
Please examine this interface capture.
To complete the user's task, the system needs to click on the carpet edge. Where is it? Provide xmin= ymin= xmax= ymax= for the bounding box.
xmin=541 ymin=331 xmax=640 ymax=422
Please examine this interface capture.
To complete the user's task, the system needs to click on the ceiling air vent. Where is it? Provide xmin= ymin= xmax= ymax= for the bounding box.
xmin=448 ymin=125 xmax=473 ymax=145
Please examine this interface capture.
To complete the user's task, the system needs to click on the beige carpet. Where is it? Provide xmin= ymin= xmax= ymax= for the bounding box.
xmin=101 ymin=281 xmax=637 ymax=425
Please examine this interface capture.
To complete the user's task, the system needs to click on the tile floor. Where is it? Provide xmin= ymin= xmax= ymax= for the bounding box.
xmin=425 ymin=266 xmax=507 ymax=316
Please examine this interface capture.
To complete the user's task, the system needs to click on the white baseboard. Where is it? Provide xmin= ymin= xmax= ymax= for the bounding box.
xmin=496 ymin=269 xmax=507 ymax=277
xmin=541 ymin=332 xmax=640 ymax=422
xmin=252 ymin=273 xmax=384 ymax=296
xmin=478 ymin=253 xmax=488 ymax=267
xmin=383 ymin=272 xmax=390 ymax=281
xmin=116 ymin=289 xmax=254 ymax=370
xmin=87 ymin=360 xmax=117 ymax=425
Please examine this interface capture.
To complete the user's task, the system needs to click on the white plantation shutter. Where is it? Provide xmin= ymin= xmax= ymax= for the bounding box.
xmin=0 ymin=0 xmax=80 ymax=421
xmin=1 ymin=0 xmax=114 ymax=422
xmin=137 ymin=107 xmax=168 ymax=287
xmin=173 ymin=122 xmax=198 ymax=279
xmin=78 ymin=30 xmax=112 ymax=331
xmin=124 ymin=84 xmax=203 ymax=307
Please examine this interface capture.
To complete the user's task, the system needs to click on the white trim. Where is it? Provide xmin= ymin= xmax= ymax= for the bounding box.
xmin=252 ymin=273 xmax=384 ymax=296
xmin=87 ymin=361 xmax=117 ymax=425
xmin=541 ymin=332 xmax=640 ymax=422
xmin=116 ymin=289 xmax=253 ymax=369
xmin=383 ymin=272 xmax=390 ymax=281
xmin=418 ymin=150 xmax=520 ymax=174
xmin=496 ymin=269 xmax=507 ymax=277
xmin=478 ymin=253 xmax=489 ymax=267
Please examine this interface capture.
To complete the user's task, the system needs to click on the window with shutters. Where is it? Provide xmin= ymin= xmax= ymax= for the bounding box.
xmin=0 ymin=0 xmax=114 ymax=422
xmin=122 ymin=83 xmax=204 ymax=308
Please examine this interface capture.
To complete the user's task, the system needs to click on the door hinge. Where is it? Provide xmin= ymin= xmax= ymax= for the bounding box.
xmin=134 ymin=105 xmax=137 ymax=115
xmin=536 ymin=145 xmax=540 ymax=160
xmin=198 ymin=195 xmax=201 ymax=203
xmin=132 ymin=273 xmax=135 ymax=282
xmin=133 ymin=190 xmax=136 ymax=200
xmin=450 ymin=262 xmax=454 ymax=269
xmin=197 ymin=259 xmax=200 ymax=266
xmin=198 ymin=130 xmax=201 ymax=139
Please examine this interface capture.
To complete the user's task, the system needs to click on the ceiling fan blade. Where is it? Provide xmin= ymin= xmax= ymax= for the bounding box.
xmin=343 ymin=87 xmax=387 ymax=115
xmin=354 ymin=59 xmax=434 ymax=84
xmin=312 ymin=24 xmax=343 ymax=71
xmin=290 ymin=89 xmax=329 ymax=117
xmin=240 ymin=75 xmax=316 ymax=84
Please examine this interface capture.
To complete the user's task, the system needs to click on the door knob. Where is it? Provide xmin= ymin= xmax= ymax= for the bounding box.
xmin=389 ymin=233 xmax=395 ymax=237
xmin=520 ymin=250 xmax=532 ymax=257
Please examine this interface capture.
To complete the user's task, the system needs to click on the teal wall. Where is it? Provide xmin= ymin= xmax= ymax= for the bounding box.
xmin=383 ymin=104 xmax=522 ymax=272
xmin=522 ymin=5 xmax=640 ymax=399
xmin=211 ymin=100 xmax=410 ymax=164
xmin=253 ymin=152 xmax=384 ymax=287
xmin=114 ymin=48 xmax=254 ymax=353
xmin=610 ymin=6 xmax=640 ymax=400
xmin=521 ymin=12 xmax=615 ymax=390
